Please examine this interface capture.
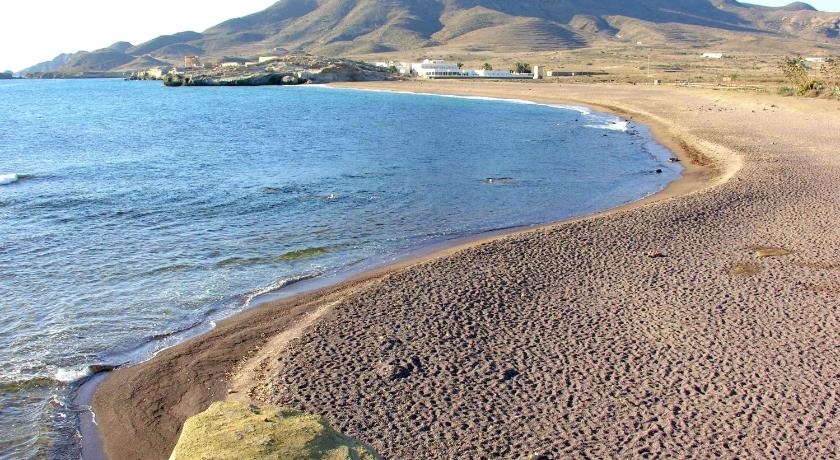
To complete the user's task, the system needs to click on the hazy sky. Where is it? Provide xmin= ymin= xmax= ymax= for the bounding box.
xmin=1 ymin=0 xmax=838 ymax=71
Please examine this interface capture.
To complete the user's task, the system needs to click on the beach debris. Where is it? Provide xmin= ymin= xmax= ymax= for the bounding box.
xmin=731 ymin=263 xmax=762 ymax=276
xmin=646 ymin=251 xmax=667 ymax=258
xmin=753 ymin=247 xmax=792 ymax=258
xmin=482 ymin=177 xmax=524 ymax=186
xmin=170 ymin=401 xmax=382 ymax=460
xmin=87 ymin=364 xmax=120 ymax=375
xmin=502 ymin=368 xmax=520 ymax=381
xmin=668 ymin=157 xmax=681 ymax=162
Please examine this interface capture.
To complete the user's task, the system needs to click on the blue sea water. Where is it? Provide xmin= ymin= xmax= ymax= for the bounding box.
xmin=0 ymin=79 xmax=680 ymax=458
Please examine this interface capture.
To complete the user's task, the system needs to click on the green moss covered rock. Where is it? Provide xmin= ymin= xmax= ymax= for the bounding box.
xmin=169 ymin=401 xmax=381 ymax=460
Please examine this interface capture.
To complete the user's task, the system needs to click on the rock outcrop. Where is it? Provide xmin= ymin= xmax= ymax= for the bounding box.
xmin=169 ymin=401 xmax=382 ymax=460
xmin=163 ymin=55 xmax=394 ymax=87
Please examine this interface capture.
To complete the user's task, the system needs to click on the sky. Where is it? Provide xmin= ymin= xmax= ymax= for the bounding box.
xmin=0 ymin=0 xmax=838 ymax=72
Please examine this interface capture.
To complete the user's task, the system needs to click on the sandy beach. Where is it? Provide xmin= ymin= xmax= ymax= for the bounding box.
xmin=91 ymin=81 xmax=840 ymax=459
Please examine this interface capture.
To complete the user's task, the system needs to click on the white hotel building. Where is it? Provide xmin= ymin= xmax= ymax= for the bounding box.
xmin=408 ymin=59 xmax=535 ymax=79
xmin=410 ymin=60 xmax=465 ymax=78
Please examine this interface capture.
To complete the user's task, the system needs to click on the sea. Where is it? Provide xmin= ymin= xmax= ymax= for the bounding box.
xmin=0 ymin=79 xmax=681 ymax=458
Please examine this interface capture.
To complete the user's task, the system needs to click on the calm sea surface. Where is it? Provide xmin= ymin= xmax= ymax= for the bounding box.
xmin=0 ymin=79 xmax=680 ymax=458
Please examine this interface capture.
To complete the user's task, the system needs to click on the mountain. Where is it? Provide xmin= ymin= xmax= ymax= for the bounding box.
xmin=23 ymin=0 xmax=840 ymax=74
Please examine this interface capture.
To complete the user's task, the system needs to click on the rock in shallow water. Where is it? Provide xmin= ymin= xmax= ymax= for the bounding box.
xmin=169 ymin=401 xmax=381 ymax=460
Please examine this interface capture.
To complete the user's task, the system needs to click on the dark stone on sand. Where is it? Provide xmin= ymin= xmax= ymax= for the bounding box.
xmin=502 ymin=368 xmax=519 ymax=381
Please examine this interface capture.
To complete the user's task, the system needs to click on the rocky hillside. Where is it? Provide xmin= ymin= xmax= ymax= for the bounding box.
xmin=24 ymin=0 xmax=840 ymax=74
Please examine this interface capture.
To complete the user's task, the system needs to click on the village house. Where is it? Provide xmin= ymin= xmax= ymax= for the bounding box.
xmin=184 ymin=56 xmax=201 ymax=68
xmin=373 ymin=61 xmax=411 ymax=75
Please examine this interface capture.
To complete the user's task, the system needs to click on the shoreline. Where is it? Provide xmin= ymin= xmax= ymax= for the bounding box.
xmin=80 ymin=83 xmax=709 ymax=459
xmin=90 ymin=81 xmax=840 ymax=459
xmin=86 ymin=82 xmax=722 ymax=459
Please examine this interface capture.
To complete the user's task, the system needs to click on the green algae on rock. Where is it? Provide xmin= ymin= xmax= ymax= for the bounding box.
xmin=169 ymin=401 xmax=381 ymax=460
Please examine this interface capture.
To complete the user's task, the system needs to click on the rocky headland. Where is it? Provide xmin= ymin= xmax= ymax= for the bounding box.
xmin=161 ymin=55 xmax=396 ymax=87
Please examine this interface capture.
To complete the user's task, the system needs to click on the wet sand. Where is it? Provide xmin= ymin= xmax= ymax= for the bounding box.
xmin=92 ymin=81 xmax=840 ymax=459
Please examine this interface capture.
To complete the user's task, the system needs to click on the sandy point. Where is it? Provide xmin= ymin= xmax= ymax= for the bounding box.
xmin=92 ymin=81 xmax=840 ymax=459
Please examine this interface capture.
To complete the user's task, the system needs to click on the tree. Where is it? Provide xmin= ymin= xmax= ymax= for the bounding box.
xmin=481 ymin=63 xmax=493 ymax=71
xmin=456 ymin=62 xmax=464 ymax=69
xmin=387 ymin=65 xmax=399 ymax=74
xmin=513 ymin=62 xmax=531 ymax=74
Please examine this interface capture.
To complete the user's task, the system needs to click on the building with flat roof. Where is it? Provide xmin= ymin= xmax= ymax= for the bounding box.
xmin=184 ymin=56 xmax=201 ymax=68
xmin=411 ymin=60 xmax=464 ymax=78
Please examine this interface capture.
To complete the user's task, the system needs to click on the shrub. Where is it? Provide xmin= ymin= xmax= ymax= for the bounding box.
xmin=778 ymin=86 xmax=795 ymax=96
xmin=513 ymin=62 xmax=531 ymax=74
xmin=778 ymin=56 xmax=833 ymax=97
xmin=825 ymin=58 xmax=840 ymax=98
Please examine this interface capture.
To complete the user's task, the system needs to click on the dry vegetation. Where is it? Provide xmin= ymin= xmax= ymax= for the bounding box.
xmin=777 ymin=55 xmax=840 ymax=97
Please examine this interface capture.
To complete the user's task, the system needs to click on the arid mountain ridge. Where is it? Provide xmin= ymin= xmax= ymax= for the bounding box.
xmin=24 ymin=0 xmax=840 ymax=74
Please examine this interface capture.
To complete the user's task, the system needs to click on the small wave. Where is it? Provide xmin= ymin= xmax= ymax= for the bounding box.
xmin=280 ymin=246 xmax=332 ymax=261
xmin=242 ymin=272 xmax=322 ymax=308
xmin=481 ymin=177 xmax=524 ymax=185
xmin=0 ymin=173 xmax=19 ymax=185
xmin=54 ymin=364 xmax=121 ymax=383
xmin=262 ymin=185 xmax=305 ymax=194
xmin=585 ymin=120 xmax=630 ymax=132
xmin=54 ymin=367 xmax=91 ymax=383
xmin=145 ymin=263 xmax=195 ymax=276
xmin=0 ymin=376 xmax=59 ymax=392
xmin=149 ymin=319 xmax=204 ymax=341
xmin=217 ymin=246 xmax=334 ymax=268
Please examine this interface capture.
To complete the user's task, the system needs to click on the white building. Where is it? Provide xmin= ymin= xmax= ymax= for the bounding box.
xmin=259 ymin=56 xmax=282 ymax=64
xmin=220 ymin=62 xmax=242 ymax=69
xmin=373 ymin=61 xmax=411 ymax=75
xmin=404 ymin=59 xmax=538 ymax=79
xmin=806 ymin=57 xmax=827 ymax=63
xmin=702 ymin=53 xmax=725 ymax=59
xmin=411 ymin=60 xmax=465 ymax=78
xmin=472 ymin=69 xmax=511 ymax=78
xmin=146 ymin=67 xmax=164 ymax=79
